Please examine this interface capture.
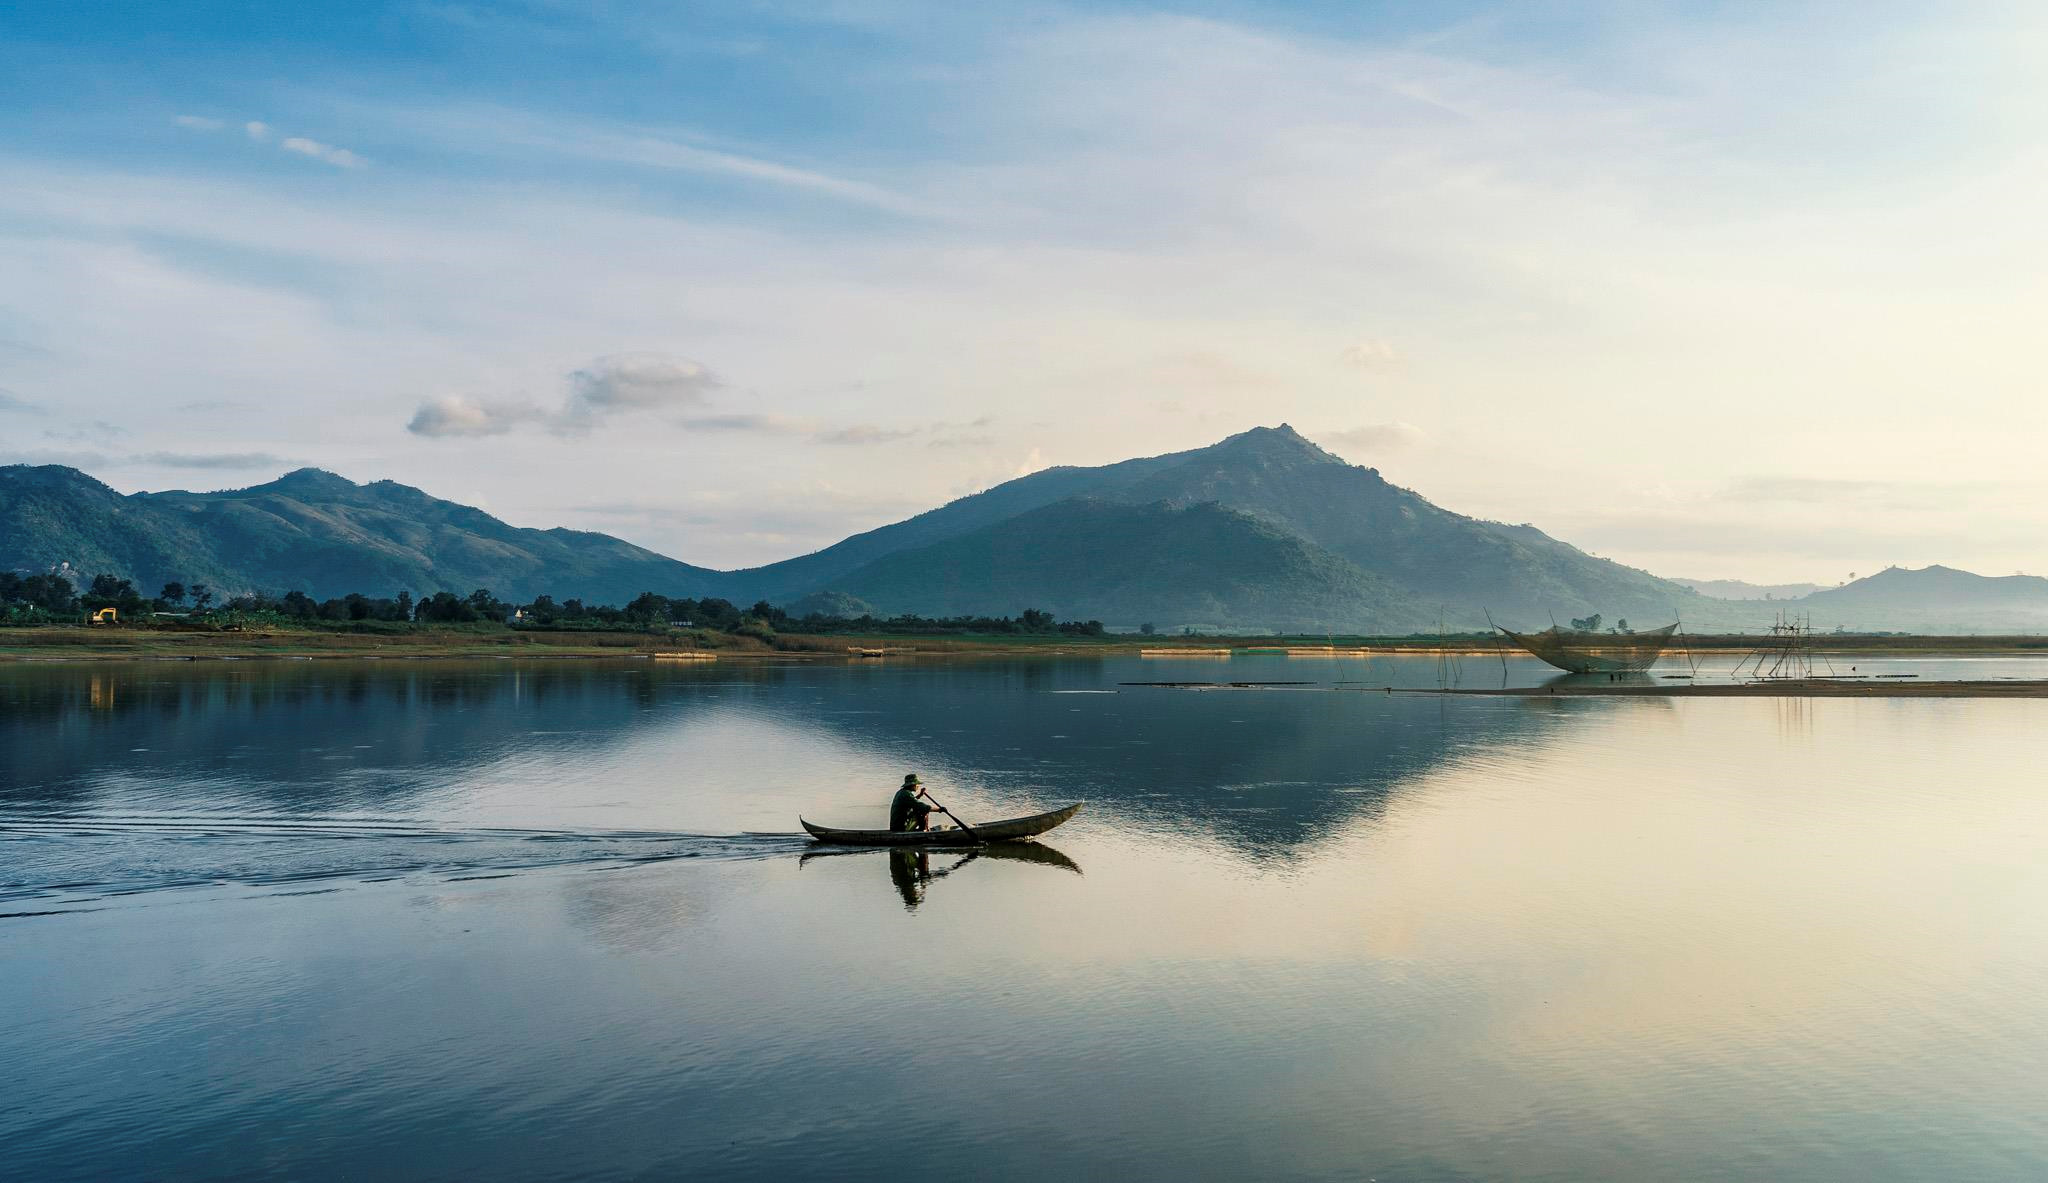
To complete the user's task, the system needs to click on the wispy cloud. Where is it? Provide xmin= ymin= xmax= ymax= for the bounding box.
xmin=377 ymin=103 xmax=934 ymax=216
xmin=0 ymin=388 xmax=43 ymax=414
xmin=132 ymin=450 xmax=294 ymax=470
xmin=40 ymin=419 xmax=125 ymax=444
xmin=676 ymin=412 xmax=994 ymax=448
xmin=171 ymin=114 xmax=368 ymax=168
xmin=407 ymin=395 xmax=544 ymax=438
xmin=280 ymin=137 xmax=366 ymax=169
xmin=679 ymin=413 xmax=815 ymax=435
xmin=815 ymin=424 xmax=918 ymax=445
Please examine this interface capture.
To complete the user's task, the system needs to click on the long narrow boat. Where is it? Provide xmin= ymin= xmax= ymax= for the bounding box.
xmin=800 ymin=803 xmax=1082 ymax=846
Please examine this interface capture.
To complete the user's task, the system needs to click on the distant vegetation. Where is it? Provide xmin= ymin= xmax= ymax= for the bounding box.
xmin=0 ymin=571 xmax=1104 ymax=639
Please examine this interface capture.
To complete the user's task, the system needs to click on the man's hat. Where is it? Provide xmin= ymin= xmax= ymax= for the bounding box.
xmin=902 ymin=773 xmax=923 ymax=787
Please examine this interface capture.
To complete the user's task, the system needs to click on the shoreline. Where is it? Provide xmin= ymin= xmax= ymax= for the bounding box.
xmin=4 ymin=625 xmax=2048 ymax=663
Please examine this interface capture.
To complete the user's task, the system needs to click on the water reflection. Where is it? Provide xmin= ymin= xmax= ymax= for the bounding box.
xmin=2 ymin=657 xmax=1617 ymax=858
xmin=8 ymin=660 xmax=2048 ymax=1180
xmin=800 ymin=841 xmax=1082 ymax=911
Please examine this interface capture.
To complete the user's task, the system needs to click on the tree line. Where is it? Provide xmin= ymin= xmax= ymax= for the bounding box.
xmin=0 ymin=571 xmax=1104 ymax=636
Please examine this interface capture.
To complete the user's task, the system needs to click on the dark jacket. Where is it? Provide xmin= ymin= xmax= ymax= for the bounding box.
xmin=890 ymin=787 xmax=933 ymax=832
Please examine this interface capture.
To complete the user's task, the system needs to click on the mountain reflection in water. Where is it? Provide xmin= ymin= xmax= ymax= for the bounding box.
xmin=8 ymin=657 xmax=2048 ymax=1181
xmin=2 ymin=656 xmax=1626 ymax=861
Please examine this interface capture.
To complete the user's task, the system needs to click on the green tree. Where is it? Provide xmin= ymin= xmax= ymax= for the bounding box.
xmin=190 ymin=584 xmax=213 ymax=612
xmin=160 ymin=581 xmax=186 ymax=606
xmin=465 ymin=588 xmax=509 ymax=620
xmin=625 ymin=592 xmax=671 ymax=624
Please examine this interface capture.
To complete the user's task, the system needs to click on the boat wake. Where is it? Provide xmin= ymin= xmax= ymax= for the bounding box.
xmin=0 ymin=814 xmax=814 ymax=916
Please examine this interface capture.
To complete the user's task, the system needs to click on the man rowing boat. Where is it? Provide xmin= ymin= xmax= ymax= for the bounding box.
xmin=890 ymin=773 xmax=935 ymax=833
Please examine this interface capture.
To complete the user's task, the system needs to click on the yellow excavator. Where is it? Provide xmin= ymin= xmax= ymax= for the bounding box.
xmin=89 ymin=607 xmax=118 ymax=625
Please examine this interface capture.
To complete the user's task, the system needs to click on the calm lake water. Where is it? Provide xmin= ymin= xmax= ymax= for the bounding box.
xmin=5 ymin=654 xmax=2048 ymax=1181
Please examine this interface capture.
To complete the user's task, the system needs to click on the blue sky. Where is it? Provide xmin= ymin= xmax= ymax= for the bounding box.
xmin=3 ymin=1 xmax=2044 ymax=578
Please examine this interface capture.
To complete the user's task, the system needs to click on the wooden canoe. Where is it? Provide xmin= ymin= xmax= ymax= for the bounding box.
xmin=800 ymin=803 xmax=1082 ymax=846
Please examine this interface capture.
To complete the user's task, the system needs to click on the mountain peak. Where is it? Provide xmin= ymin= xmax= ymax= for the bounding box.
xmin=1210 ymin=424 xmax=1345 ymax=466
xmin=265 ymin=468 xmax=360 ymax=495
xmin=0 ymin=463 xmax=114 ymax=492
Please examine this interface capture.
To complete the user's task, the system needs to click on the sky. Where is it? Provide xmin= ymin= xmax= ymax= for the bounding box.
xmin=2 ymin=1 xmax=2044 ymax=582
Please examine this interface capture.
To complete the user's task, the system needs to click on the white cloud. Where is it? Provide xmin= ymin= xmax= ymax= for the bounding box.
xmin=409 ymin=356 xmax=725 ymax=439
xmin=280 ymin=137 xmax=366 ymax=169
xmin=176 ymin=116 xmax=365 ymax=167
xmin=563 ymin=354 xmax=720 ymax=427
xmin=406 ymin=395 xmax=543 ymax=438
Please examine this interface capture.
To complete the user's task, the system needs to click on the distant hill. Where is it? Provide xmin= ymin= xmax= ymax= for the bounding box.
xmin=0 ymin=465 xmax=726 ymax=603
xmin=827 ymin=497 xmax=1441 ymax=632
xmin=12 ymin=435 xmax=2042 ymax=634
xmin=1788 ymin=566 xmax=2048 ymax=632
xmin=1673 ymin=578 xmax=1826 ymax=601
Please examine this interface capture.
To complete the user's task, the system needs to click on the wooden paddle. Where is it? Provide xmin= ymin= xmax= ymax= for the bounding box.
xmin=920 ymin=789 xmax=986 ymax=845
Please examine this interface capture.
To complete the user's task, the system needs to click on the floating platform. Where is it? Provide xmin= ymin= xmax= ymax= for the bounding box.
xmin=1418 ymin=679 xmax=2048 ymax=698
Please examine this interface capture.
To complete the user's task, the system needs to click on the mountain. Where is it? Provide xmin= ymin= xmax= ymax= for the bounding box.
xmin=1089 ymin=426 xmax=1707 ymax=626
xmin=827 ymin=498 xmax=1441 ymax=632
xmin=1 ymin=465 xmax=725 ymax=603
xmin=1673 ymin=577 xmax=1825 ymax=601
xmin=729 ymin=443 xmax=1204 ymax=599
xmin=2 ymin=428 xmax=1734 ymax=631
xmin=1788 ymin=566 xmax=2048 ymax=632
xmin=763 ymin=425 xmax=1719 ymax=630
xmin=15 ymin=434 xmax=2037 ymax=633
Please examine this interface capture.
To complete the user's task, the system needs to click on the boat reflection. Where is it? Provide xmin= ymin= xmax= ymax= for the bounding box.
xmin=799 ymin=840 xmax=1082 ymax=911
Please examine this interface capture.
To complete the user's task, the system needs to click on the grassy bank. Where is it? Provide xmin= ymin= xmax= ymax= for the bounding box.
xmin=5 ymin=623 xmax=2048 ymax=662
xmin=0 ymin=623 xmax=1139 ymax=661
